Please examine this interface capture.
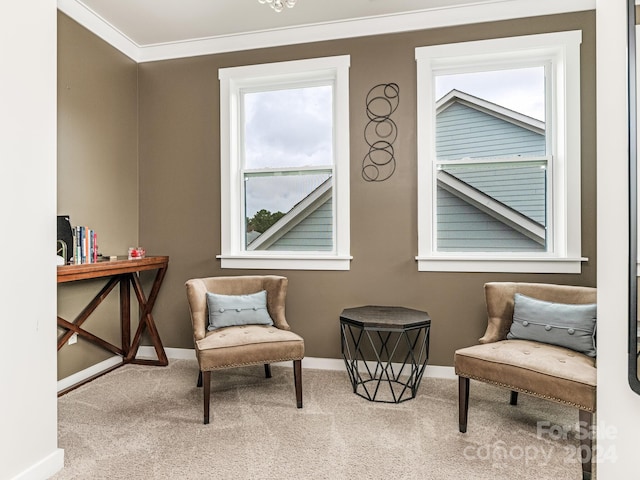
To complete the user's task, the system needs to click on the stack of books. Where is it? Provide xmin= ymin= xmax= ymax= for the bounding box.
xmin=73 ymin=226 xmax=98 ymax=264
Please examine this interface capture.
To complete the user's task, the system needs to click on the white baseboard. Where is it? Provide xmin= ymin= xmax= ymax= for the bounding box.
xmin=10 ymin=448 xmax=64 ymax=480
xmin=137 ymin=346 xmax=197 ymax=360
xmin=424 ymin=364 xmax=458 ymax=380
xmin=291 ymin=357 xmax=457 ymax=380
xmin=57 ymin=356 xmax=122 ymax=393
xmin=58 ymin=347 xmax=456 ymax=391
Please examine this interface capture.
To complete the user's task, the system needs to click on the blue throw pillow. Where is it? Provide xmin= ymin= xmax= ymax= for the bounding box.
xmin=507 ymin=293 xmax=597 ymax=357
xmin=206 ymin=290 xmax=274 ymax=331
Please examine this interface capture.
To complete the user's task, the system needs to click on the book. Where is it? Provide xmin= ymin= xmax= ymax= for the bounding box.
xmin=72 ymin=225 xmax=98 ymax=264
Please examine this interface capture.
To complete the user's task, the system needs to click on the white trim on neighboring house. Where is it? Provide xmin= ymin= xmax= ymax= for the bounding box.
xmin=57 ymin=0 xmax=595 ymax=63
xmin=437 ymin=89 xmax=545 ymax=134
xmin=248 ymin=178 xmax=332 ymax=251
xmin=437 ymin=170 xmax=546 ymax=245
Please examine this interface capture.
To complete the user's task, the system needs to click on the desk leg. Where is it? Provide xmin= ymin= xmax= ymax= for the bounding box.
xmin=120 ymin=277 xmax=131 ymax=358
xmin=57 ymin=316 xmax=123 ymax=356
xmin=125 ymin=267 xmax=168 ymax=366
xmin=57 ymin=277 xmax=120 ymax=350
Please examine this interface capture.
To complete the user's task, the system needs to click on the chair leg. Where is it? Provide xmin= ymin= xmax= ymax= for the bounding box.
xmin=510 ymin=390 xmax=518 ymax=405
xmin=458 ymin=376 xmax=470 ymax=433
xmin=293 ymin=359 xmax=303 ymax=408
xmin=197 ymin=370 xmax=203 ymax=387
xmin=203 ymin=370 xmax=211 ymax=425
xmin=264 ymin=363 xmax=272 ymax=378
xmin=579 ymin=409 xmax=593 ymax=480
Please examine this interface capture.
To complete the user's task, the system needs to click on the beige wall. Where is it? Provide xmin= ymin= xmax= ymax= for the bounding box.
xmin=137 ymin=11 xmax=597 ymax=366
xmin=56 ymin=11 xmax=596 ymax=377
xmin=57 ymin=13 xmax=139 ymax=379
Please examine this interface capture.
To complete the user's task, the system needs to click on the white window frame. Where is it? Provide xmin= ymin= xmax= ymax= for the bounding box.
xmin=218 ymin=55 xmax=351 ymax=270
xmin=415 ymin=31 xmax=586 ymax=273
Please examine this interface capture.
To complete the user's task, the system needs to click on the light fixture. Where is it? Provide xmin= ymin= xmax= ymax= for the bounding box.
xmin=258 ymin=0 xmax=297 ymax=13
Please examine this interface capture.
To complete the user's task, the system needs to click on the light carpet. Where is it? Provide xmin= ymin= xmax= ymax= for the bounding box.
xmin=53 ymin=359 xmax=594 ymax=479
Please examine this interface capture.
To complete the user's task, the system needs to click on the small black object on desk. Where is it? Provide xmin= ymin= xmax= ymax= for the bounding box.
xmin=340 ymin=305 xmax=431 ymax=403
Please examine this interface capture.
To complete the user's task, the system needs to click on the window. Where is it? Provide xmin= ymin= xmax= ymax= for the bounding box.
xmin=218 ymin=56 xmax=351 ymax=270
xmin=415 ymin=31 xmax=585 ymax=273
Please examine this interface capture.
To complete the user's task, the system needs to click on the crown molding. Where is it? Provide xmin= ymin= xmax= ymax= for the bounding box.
xmin=58 ymin=0 xmax=139 ymax=60
xmin=58 ymin=0 xmax=595 ymax=63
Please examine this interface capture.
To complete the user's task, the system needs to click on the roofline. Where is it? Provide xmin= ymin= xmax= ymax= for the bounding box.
xmin=436 ymin=170 xmax=546 ymax=245
xmin=247 ymin=178 xmax=332 ymax=251
xmin=436 ymin=89 xmax=545 ymax=134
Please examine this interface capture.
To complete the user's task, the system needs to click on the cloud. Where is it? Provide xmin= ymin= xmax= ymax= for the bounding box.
xmin=435 ymin=66 xmax=545 ymax=121
xmin=241 ymin=84 xmax=334 ymax=218
xmin=244 ymin=85 xmax=333 ymax=169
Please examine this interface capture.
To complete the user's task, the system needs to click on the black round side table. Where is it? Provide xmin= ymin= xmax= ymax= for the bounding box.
xmin=340 ymin=305 xmax=431 ymax=403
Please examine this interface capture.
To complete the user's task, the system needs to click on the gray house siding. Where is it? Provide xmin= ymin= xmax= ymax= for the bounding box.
xmin=435 ymin=97 xmax=547 ymax=251
xmin=268 ymin=199 xmax=333 ymax=251
xmin=443 ymin=164 xmax=546 ymax=224
xmin=436 ymin=188 xmax=545 ymax=252
xmin=436 ymin=102 xmax=545 ymax=160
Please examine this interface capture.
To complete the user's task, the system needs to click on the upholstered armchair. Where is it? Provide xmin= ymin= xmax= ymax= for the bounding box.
xmin=185 ymin=275 xmax=304 ymax=424
xmin=454 ymin=282 xmax=597 ymax=480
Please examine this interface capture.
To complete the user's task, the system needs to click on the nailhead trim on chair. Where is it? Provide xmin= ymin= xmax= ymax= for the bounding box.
xmin=201 ymin=356 xmax=304 ymax=370
xmin=458 ymin=372 xmax=596 ymax=413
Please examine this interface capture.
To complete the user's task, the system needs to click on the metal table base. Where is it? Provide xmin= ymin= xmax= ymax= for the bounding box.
xmin=340 ymin=306 xmax=431 ymax=403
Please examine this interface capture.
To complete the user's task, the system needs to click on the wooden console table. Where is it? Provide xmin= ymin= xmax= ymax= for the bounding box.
xmin=57 ymin=256 xmax=169 ymax=395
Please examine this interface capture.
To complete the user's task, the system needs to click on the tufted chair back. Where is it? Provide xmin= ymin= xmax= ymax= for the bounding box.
xmin=480 ymin=282 xmax=597 ymax=344
xmin=454 ymin=282 xmax=597 ymax=480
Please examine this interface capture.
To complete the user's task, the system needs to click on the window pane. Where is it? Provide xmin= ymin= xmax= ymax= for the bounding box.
xmin=435 ymin=67 xmax=546 ymax=161
xmin=244 ymin=171 xmax=333 ymax=251
xmin=433 ymin=66 xmax=548 ymax=253
xmin=435 ymin=67 xmax=545 ymax=121
xmin=437 ymin=160 xmax=547 ymax=252
xmin=243 ymin=86 xmax=333 ymax=169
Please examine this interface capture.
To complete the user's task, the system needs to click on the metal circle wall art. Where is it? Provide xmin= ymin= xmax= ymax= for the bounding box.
xmin=362 ymin=83 xmax=399 ymax=182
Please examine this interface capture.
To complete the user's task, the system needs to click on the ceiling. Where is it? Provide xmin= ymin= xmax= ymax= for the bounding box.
xmin=68 ymin=0 xmax=488 ymax=47
xmin=57 ymin=0 xmax=595 ymax=62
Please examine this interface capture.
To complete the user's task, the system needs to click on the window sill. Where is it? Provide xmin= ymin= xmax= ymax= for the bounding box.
xmin=416 ymin=256 xmax=588 ymax=273
xmin=217 ymin=254 xmax=352 ymax=271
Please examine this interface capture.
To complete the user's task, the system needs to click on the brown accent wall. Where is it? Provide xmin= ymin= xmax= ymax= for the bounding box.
xmin=137 ymin=11 xmax=596 ymax=366
xmin=57 ymin=11 xmax=596 ymax=377
xmin=57 ymin=13 xmax=139 ymax=379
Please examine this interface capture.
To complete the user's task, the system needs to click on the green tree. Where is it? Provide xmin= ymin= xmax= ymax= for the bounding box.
xmin=247 ymin=209 xmax=285 ymax=233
